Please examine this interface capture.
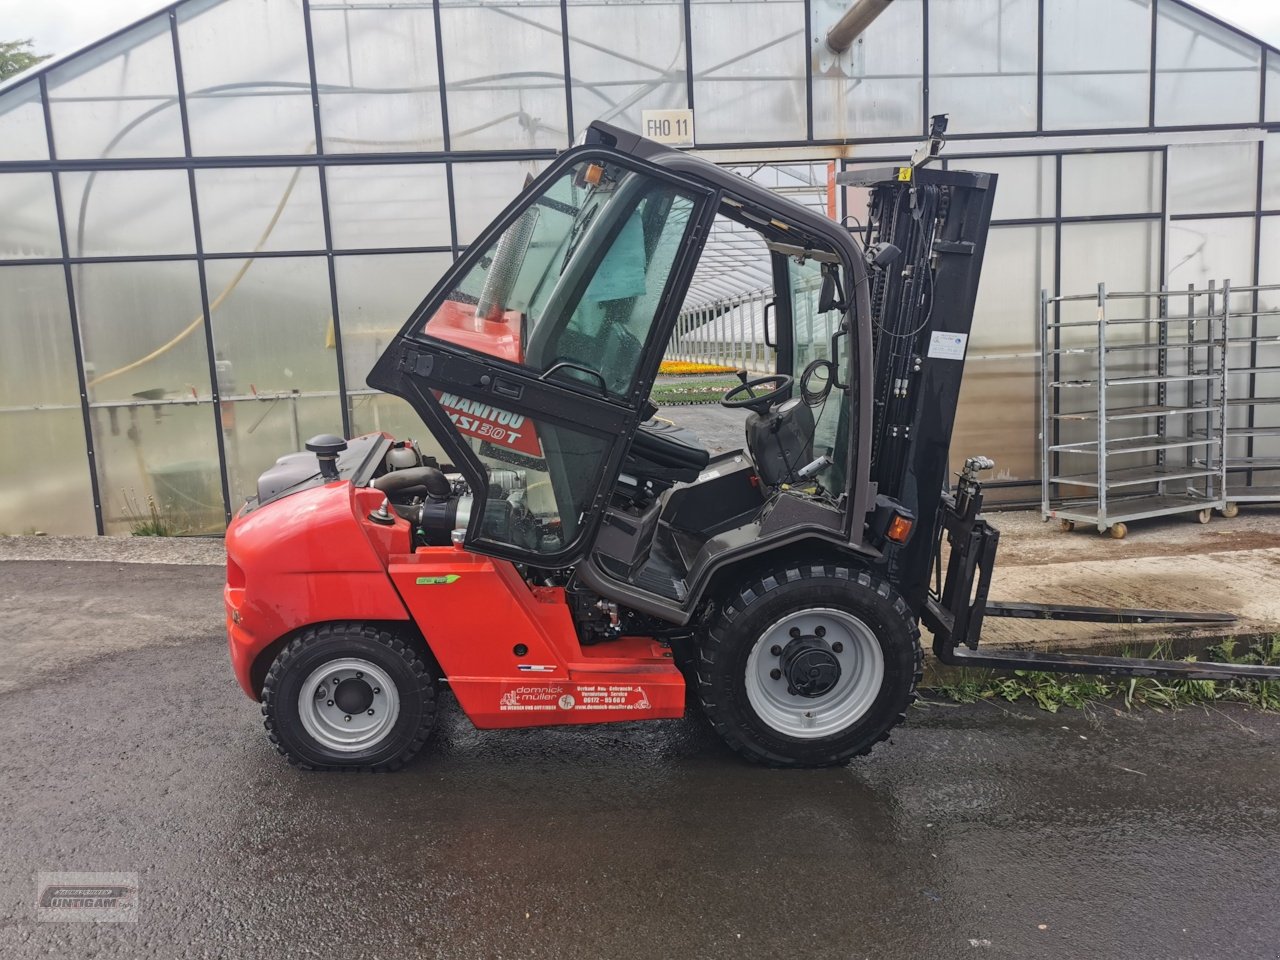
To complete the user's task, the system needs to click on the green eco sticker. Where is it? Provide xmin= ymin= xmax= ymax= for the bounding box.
xmin=416 ymin=575 xmax=461 ymax=585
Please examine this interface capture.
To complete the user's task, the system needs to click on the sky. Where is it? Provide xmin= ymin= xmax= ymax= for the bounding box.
xmin=1 ymin=0 xmax=1278 ymax=65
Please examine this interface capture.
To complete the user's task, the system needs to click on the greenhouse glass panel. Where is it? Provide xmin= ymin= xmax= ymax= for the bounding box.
xmin=195 ymin=167 xmax=325 ymax=254
xmin=0 ymin=173 xmax=62 ymax=259
xmin=0 ymin=81 xmax=49 ymax=162
xmin=566 ymin=0 xmax=688 ymax=135
xmin=928 ymin=0 xmax=1037 ymax=134
xmin=952 ymin=224 xmax=1054 ymax=487
xmin=59 ymin=169 xmax=195 ymax=258
xmin=224 ymin=393 xmax=343 ymax=509
xmin=813 ymin=0 xmax=922 ymax=140
xmin=204 ymin=256 xmax=340 ymax=395
xmin=1042 ymin=0 xmax=1150 ymax=130
xmin=73 ymin=260 xmax=211 ymax=406
xmin=1061 ymin=220 xmax=1159 ymax=292
xmin=0 ymin=409 xmax=95 ymax=535
xmin=91 ymin=400 xmax=224 ymax=536
xmin=1268 ymin=51 xmax=1280 ymax=124
xmin=1060 ymin=151 xmax=1161 ymax=218
xmin=438 ymin=0 xmax=568 ymax=151
xmin=338 ymin=252 xmax=452 ymax=461
xmin=326 ymin=164 xmax=452 ymax=251
xmin=1166 ymin=217 xmax=1255 ymax=300
xmin=177 ymin=0 xmax=317 ymax=156
xmin=0 ymin=266 xmax=93 ymax=536
xmin=1058 ymin=220 xmax=1160 ymax=424
xmin=310 ymin=0 xmax=445 ymax=154
xmin=452 ymin=159 xmax=549 ymax=246
xmin=1260 ymin=133 xmax=1280 ymax=210
xmin=0 ymin=265 xmax=79 ymax=408
xmin=334 ymin=250 xmax=452 ymax=398
xmin=203 ymin=256 xmax=343 ymax=507
xmin=1166 ymin=141 xmax=1257 ymax=215
xmin=45 ymin=15 xmax=184 ymax=161
xmin=1155 ymin=1 xmax=1260 ymax=127
xmin=692 ymin=0 xmax=806 ymax=143
xmin=1259 ymin=216 xmax=1280 ymax=304
xmin=952 ymin=154 xmax=1052 ymax=220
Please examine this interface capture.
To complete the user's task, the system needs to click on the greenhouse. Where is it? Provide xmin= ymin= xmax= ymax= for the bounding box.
xmin=0 ymin=0 xmax=1277 ymax=535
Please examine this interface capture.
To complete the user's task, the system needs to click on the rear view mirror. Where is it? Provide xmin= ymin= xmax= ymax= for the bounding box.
xmin=818 ymin=264 xmax=846 ymax=313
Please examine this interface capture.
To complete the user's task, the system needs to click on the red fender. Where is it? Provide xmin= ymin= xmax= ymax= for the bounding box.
xmin=225 ymin=483 xmax=411 ymax=698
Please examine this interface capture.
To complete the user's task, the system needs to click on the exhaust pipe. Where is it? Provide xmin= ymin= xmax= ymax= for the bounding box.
xmin=825 ymin=0 xmax=895 ymax=55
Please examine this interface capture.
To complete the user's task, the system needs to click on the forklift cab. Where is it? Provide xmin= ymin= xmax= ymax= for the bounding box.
xmin=368 ymin=122 xmax=877 ymax=625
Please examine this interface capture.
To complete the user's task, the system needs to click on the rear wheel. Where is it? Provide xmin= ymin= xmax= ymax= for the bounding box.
xmin=698 ymin=565 xmax=921 ymax=767
xmin=261 ymin=623 xmax=436 ymax=771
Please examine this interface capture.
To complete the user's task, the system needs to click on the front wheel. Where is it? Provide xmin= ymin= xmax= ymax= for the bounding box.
xmin=261 ymin=623 xmax=437 ymax=771
xmin=698 ymin=566 xmax=921 ymax=767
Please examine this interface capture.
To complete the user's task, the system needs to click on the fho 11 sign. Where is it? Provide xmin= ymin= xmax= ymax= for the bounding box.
xmin=641 ymin=109 xmax=695 ymax=147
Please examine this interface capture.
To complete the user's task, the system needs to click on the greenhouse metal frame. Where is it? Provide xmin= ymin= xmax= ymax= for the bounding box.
xmin=0 ymin=0 xmax=1277 ymax=534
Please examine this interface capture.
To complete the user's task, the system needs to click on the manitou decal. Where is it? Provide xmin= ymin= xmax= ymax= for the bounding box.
xmin=433 ymin=391 xmax=544 ymax=458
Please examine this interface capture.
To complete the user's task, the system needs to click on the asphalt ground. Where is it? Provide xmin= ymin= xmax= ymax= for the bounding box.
xmin=1 ymin=559 xmax=1279 ymax=959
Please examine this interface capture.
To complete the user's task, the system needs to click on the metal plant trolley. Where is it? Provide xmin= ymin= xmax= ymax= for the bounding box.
xmin=1040 ymin=282 xmax=1228 ymax=539
xmin=1198 ymin=282 xmax=1280 ymax=509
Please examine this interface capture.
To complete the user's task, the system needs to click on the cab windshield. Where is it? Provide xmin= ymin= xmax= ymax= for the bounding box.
xmin=420 ymin=159 xmax=697 ymax=399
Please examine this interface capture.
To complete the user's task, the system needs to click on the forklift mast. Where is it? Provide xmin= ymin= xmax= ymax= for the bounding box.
xmin=839 ymin=149 xmax=1280 ymax=683
xmin=838 ymin=163 xmax=996 ymax=612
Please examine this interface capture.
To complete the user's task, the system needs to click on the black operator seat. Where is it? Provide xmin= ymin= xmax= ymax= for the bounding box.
xmin=624 ymin=419 xmax=711 ymax=485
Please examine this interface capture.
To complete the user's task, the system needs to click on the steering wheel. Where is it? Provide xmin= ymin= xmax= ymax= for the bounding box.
xmin=720 ymin=374 xmax=794 ymax=411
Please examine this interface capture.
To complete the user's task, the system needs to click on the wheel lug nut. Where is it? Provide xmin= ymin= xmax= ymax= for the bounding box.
xmin=327 ymin=700 xmax=334 ymax=706
xmin=356 ymin=672 xmax=364 ymax=679
xmin=344 ymin=715 xmax=351 ymax=722
xmin=814 ymin=625 xmax=826 ymax=637
xmin=368 ymin=709 xmax=375 ymax=716
xmin=770 ymin=644 xmax=782 ymax=656
xmin=789 ymin=627 xmax=801 ymax=638
xmin=769 ymin=668 xmax=782 ymax=680
xmin=373 ymin=687 xmax=381 ymax=695
xmin=831 ymin=641 xmax=844 ymax=653
xmin=333 ymin=677 xmax=340 ymax=684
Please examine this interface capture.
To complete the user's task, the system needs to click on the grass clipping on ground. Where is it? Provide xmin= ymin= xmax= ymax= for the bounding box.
xmin=926 ymin=637 xmax=1280 ymax=712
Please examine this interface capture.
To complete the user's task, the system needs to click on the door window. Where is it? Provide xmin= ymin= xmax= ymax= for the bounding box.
xmin=435 ymin=391 xmax=608 ymax=556
xmin=419 ymin=159 xmax=697 ymax=399
xmin=788 ymin=255 xmax=849 ymax=491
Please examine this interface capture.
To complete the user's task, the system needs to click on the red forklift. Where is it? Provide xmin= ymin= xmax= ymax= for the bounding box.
xmin=225 ymin=119 xmax=1279 ymax=770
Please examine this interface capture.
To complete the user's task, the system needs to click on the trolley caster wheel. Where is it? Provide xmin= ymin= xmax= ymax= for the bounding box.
xmin=1195 ymin=508 xmax=1212 ymax=525
xmin=1059 ymin=520 xmax=1075 ymax=533
xmin=1108 ymin=523 xmax=1128 ymax=540
xmin=1220 ymin=502 xmax=1239 ymax=519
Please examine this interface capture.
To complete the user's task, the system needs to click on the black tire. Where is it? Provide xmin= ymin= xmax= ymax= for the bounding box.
xmin=698 ymin=565 xmax=921 ymax=768
xmin=261 ymin=622 xmax=436 ymax=772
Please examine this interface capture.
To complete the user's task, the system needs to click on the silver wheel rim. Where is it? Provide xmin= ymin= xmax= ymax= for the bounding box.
xmin=744 ymin=608 xmax=885 ymax=739
xmin=297 ymin=658 xmax=401 ymax=753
